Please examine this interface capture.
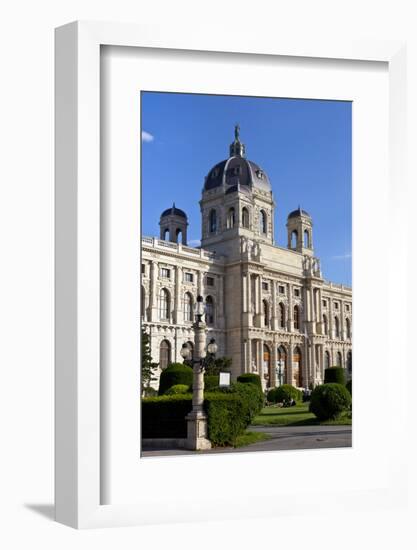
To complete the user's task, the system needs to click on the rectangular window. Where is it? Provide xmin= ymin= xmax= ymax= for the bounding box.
xmin=345 ymin=304 xmax=350 ymax=312
xmin=160 ymin=268 xmax=171 ymax=279
xmin=294 ymin=288 xmax=300 ymax=297
xmin=262 ymin=282 xmax=268 ymax=291
xmin=322 ymin=299 xmax=327 ymax=307
xmin=334 ymin=302 xmax=339 ymax=310
xmin=141 ymin=263 xmax=146 ymax=276
xmin=278 ymin=285 xmax=285 ymax=294
xmin=206 ymin=276 xmax=215 ymax=286
xmin=184 ymin=272 xmax=194 ymax=283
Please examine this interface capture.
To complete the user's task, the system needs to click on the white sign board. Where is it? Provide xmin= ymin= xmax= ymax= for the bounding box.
xmin=219 ymin=372 xmax=231 ymax=387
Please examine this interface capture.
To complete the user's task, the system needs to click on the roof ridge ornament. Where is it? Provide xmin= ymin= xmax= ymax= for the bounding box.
xmin=229 ymin=124 xmax=246 ymax=158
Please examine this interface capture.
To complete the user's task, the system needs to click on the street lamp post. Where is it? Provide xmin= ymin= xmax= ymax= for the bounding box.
xmin=180 ymin=295 xmax=217 ymax=451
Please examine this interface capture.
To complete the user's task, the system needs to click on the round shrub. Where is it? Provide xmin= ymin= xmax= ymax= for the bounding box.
xmin=236 ymin=373 xmax=262 ymax=392
xmin=204 ymin=375 xmax=220 ymax=392
xmin=309 ymin=383 xmax=351 ymax=420
xmin=324 ymin=367 xmax=346 ymax=385
xmin=158 ymin=363 xmax=193 ymax=395
xmin=164 ymin=384 xmax=191 ymax=395
xmin=346 ymin=379 xmax=352 ymax=395
xmin=268 ymin=384 xmax=302 ymax=404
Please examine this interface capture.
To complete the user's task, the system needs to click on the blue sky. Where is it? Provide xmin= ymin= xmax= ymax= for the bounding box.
xmin=141 ymin=92 xmax=351 ymax=286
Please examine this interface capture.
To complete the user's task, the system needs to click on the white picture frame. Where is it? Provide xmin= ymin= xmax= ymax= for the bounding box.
xmin=55 ymin=21 xmax=408 ymax=529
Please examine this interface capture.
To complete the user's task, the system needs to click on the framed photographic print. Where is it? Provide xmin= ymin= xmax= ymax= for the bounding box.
xmin=55 ymin=21 xmax=408 ymax=528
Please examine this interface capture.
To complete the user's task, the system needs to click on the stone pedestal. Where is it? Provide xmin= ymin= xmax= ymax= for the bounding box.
xmin=185 ymin=410 xmax=212 ymax=450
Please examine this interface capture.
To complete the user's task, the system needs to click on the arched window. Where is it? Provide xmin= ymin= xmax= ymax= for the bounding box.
xmin=291 ymin=230 xmax=298 ymax=249
xmin=159 ymin=340 xmax=171 ymax=370
xmin=279 ymin=302 xmax=286 ymax=329
xmin=323 ymin=314 xmax=328 ymax=335
xmin=336 ymin=351 xmax=343 ymax=367
xmin=277 ymin=345 xmax=287 ymax=384
xmin=242 ymin=207 xmax=250 ymax=228
xmin=209 ymin=209 xmax=217 ymax=233
xmin=347 ymin=351 xmax=352 ymax=376
xmin=176 ymin=228 xmax=182 ymax=243
xmin=141 ymin=285 xmax=146 ymax=320
xmin=227 ymin=207 xmax=236 ymax=229
xmin=260 ymin=210 xmax=267 ymax=234
xmin=184 ymin=341 xmax=194 ymax=366
xmin=163 ymin=228 xmax=169 ymax=241
xmin=205 ymin=295 xmax=214 ymax=325
xmin=346 ymin=318 xmax=351 ymax=339
xmin=304 ymin=229 xmax=310 ymax=248
xmin=263 ymin=344 xmax=271 ymax=387
xmin=294 ymin=305 xmax=300 ymax=330
xmin=159 ymin=288 xmax=170 ymax=320
xmin=325 ymin=350 xmax=331 ymax=369
xmin=184 ymin=292 xmax=193 ymax=322
xmin=263 ymin=300 xmax=269 ymax=328
xmin=334 ymin=316 xmax=340 ymax=338
xmin=293 ymin=346 xmax=302 ymax=387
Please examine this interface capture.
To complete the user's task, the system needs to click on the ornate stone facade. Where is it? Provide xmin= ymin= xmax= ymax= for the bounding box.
xmin=142 ymin=128 xmax=352 ymax=390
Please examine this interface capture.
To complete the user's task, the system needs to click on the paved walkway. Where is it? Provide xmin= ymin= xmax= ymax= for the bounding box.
xmin=141 ymin=424 xmax=352 ymax=457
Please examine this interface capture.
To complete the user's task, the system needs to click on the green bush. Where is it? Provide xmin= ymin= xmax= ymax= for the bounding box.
xmin=158 ymin=363 xmax=193 ymax=395
xmin=236 ymin=373 xmax=262 ymax=392
xmin=142 ymin=392 xmax=248 ymax=446
xmin=165 ymin=384 xmax=191 ymax=395
xmin=267 ymin=384 xmax=302 ymax=404
xmin=233 ymin=382 xmax=263 ymax=422
xmin=142 ymin=394 xmax=192 ymax=438
xmin=309 ymin=383 xmax=352 ymax=420
xmin=346 ymin=379 xmax=352 ymax=395
xmin=324 ymin=367 xmax=346 ymax=385
xmin=204 ymin=392 xmax=246 ymax=446
xmin=203 ymin=375 xmax=220 ymax=392
xmin=142 ymin=386 xmax=158 ymax=397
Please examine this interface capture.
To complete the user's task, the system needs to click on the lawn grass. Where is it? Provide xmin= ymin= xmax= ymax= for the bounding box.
xmin=234 ymin=431 xmax=272 ymax=448
xmin=252 ymin=403 xmax=352 ymax=427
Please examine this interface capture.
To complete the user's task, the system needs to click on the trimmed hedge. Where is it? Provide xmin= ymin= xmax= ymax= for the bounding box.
xmin=204 ymin=375 xmax=220 ymax=392
xmin=142 ymin=394 xmax=192 ymax=438
xmin=346 ymin=379 xmax=352 ymax=395
xmin=324 ymin=367 xmax=346 ymax=385
xmin=142 ymin=383 xmax=262 ymax=446
xmin=309 ymin=383 xmax=351 ymax=420
xmin=267 ymin=384 xmax=302 ymax=404
xmin=158 ymin=363 xmax=193 ymax=395
xmin=205 ymin=392 xmax=246 ymax=446
xmin=219 ymin=382 xmax=264 ymax=424
xmin=236 ymin=373 xmax=262 ymax=392
xmin=165 ymin=384 xmax=191 ymax=395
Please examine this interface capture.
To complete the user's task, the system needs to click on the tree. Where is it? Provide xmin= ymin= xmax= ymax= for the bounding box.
xmin=204 ymin=356 xmax=232 ymax=376
xmin=141 ymin=328 xmax=158 ymax=395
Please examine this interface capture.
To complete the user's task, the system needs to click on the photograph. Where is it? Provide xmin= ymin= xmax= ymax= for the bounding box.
xmin=140 ymin=91 xmax=352 ymax=457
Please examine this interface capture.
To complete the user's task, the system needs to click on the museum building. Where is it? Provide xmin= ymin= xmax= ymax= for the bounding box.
xmin=141 ymin=127 xmax=352 ymax=390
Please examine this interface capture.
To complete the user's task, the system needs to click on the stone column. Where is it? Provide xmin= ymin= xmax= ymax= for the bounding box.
xmin=287 ymin=340 xmax=294 ymax=386
xmin=341 ymin=302 xmax=346 ymax=340
xmin=303 ymin=339 xmax=310 ymax=389
xmin=329 ymin=300 xmax=334 ymax=340
xmin=150 ymin=261 xmax=159 ymax=322
xmin=288 ymin=283 xmax=294 ymax=332
xmin=218 ymin=275 xmax=225 ymax=328
xmin=271 ymin=281 xmax=277 ymax=330
xmin=242 ymin=272 xmax=247 ymax=312
xmin=271 ymin=344 xmax=278 ymax=387
xmin=185 ymin=316 xmax=211 ymax=451
xmin=246 ymin=339 xmax=252 ymax=373
xmin=174 ymin=265 xmax=182 ymax=324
